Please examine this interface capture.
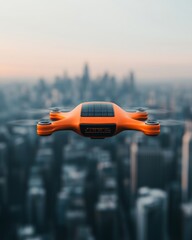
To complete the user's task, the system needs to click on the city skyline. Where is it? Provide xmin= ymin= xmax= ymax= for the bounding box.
xmin=0 ymin=66 xmax=192 ymax=240
xmin=0 ymin=0 xmax=192 ymax=82
xmin=0 ymin=63 xmax=192 ymax=85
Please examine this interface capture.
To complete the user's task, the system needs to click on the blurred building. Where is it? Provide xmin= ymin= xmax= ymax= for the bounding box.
xmin=168 ymin=182 xmax=182 ymax=240
xmin=17 ymin=225 xmax=35 ymax=240
xmin=181 ymin=203 xmax=192 ymax=240
xmin=96 ymin=194 xmax=119 ymax=240
xmin=181 ymin=122 xmax=192 ymax=202
xmin=80 ymin=63 xmax=90 ymax=100
xmin=26 ymin=186 xmax=46 ymax=228
xmin=136 ymin=188 xmax=168 ymax=240
xmin=130 ymin=136 xmax=173 ymax=197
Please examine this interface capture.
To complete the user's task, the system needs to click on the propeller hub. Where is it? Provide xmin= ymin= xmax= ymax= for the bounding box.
xmin=137 ymin=107 xmax=146 ymax=112
xmin=38 ymin=119 xmax=52 ymax=125
xmin=51 ymin=107 xmax=60 ymax=112
xmin=145 ymin=119 xmax=159 ymax=125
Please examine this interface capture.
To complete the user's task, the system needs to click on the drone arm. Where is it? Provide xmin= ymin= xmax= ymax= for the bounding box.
xmin=126 ymin=112 xmax=148 ymax=121
xmin=49 ymin=112 xmax=67 ymax=121
xmin=119 ymin=118 xmax=160 ymax=136
xmin=37 ymin=117 xmax=79 ymax=136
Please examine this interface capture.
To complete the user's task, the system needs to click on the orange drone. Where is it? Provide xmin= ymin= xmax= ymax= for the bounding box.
xmin=37 ymin=102 xmax=160 ymax=139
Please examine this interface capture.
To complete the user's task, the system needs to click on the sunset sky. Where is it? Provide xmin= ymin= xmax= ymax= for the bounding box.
xmin=0 ymin=0 xmax=192 ymax=82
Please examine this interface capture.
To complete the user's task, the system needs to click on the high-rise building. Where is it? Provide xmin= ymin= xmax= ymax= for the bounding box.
xmin=181 ymin=203 xmax=192 ymax=240
xmin=82 ymin=64 xmax=90 ymax=86
xmin=0 ymin=142 xmax=8 ymax=176
xmin=76 ymin=226 xmax=95 ymax=240
xmin=181 ymin=122 xmax=192 ymax=202
xmin=10 ymin=136 xmax=29 ymax=206
xmin=80 ymin=63 xmax=90 ymax=100
xmin=168 ymin=183 xmax=182 ymax=240
xmin=129 ymin=71 xmax=135 ymax=93
xmin=0 ymin=177 xmax=8 ymax=239
xmin=0 ymin=177 xmax=7 ymax=208
xmin=26 ymin=186 xmax=46 ymax=228
xmin=96 ymin=194 xmax=119 ymax=240
xmin=56 ymin=190 xmax=70 ymax=226
xmin=130 ymin=137 xmax=166 ymax=196
xmin=136 ymin=188 xmax=168 ymax=240
xmin=17 ymin=225 xmax=36 ymax=240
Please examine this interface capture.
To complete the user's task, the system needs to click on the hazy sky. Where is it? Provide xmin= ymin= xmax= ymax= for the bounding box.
xmin=0 ymin=0 xmax=192 ymax=81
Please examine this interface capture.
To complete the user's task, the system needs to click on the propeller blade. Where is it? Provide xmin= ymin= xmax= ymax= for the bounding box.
xmin=25 ymin=109 xmax=50 ymax=115
xmin=7 ymin=114 xmax=50 ymax=127
xmin=125 ymin=107 xmax=148 ymax=112
xmin=24 ymin=105 xmax=74 ymax=115
xmin=7 ymin=119 xmax=39 ymax=126
xmin=125 ymin=107 xmax=176 ymax=115
xmin=147 ymin=117 xmax=185 ymax=127
xmin=49 ymin=106 xmax=74 ymax=112
xmin=147 ymin=109 xmax=171 ymax=114
xmin=159 ymin=119 xmax=185 ymax=126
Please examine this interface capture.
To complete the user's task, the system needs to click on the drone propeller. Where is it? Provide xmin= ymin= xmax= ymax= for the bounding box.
xmin=25 ymin=106 xmax=74 ymax=115
xmin=125 ymin=107 xmax=176 ymax=115
xmin=146 ymin=118 xmax=185 ymax=127
xmin=158 ymin=119 xmax=185 ymax=126
xmin=24 ymin=108 xmax=50 ymax=115
xmin=7 ymin=114 xmax=51 ymax=127
xmin=49 ymin=106 xmax=73 ymax=112
xmin=7 ymin=119 xmax=39 ymax=127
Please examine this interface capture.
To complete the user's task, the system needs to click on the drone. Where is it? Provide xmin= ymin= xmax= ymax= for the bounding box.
xmin=36 ymin=101 xmax=161 ymax=139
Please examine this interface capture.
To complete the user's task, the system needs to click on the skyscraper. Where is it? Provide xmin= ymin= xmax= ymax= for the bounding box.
xmin=82 ymin=63 xmax=90 ymax=87
xmin=136 ymin=188 xmax=168 ymax=240
xmin=129 ymin=71 xmax=135 ymax=93
xmin=130 ymin=136 xmax=166 ymax=197
xmin=96 ymin=194 xmax=119 ymax=240
xmin=80 ymin=63 xmax=90 ymax=100
xmin=181 ymin=203 xmax=192 ymax=240
xmin=181 ymin=122 xmax=192 ymax=202
xmin=0 ymin=142 xmax=8 ymax=176
xmin=168 ymin=183 xmax=182 ymax=240
xmin=26 ymin=186 xmax=46 ymax=228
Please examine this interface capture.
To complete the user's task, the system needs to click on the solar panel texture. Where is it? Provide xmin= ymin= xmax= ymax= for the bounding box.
xmin=81 ymin=103 xmax=114 ymax=117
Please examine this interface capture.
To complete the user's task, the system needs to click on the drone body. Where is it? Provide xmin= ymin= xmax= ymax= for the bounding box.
xmin=37 ymin=102 xmax=160 ymax=139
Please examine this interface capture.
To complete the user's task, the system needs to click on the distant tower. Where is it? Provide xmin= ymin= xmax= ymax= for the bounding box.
xmin=121 ymin=71 xmax=136 ymax=105
xmin=80 ymin=63 xmax=90 ymax=100
xmin=129 ymin=71 xmax=135 ymax=92
xmin=82 ymin=63 xmax=90 ymax=86
xmin=136 ymin=188 xmax=168 ymax=240
xmin=181 ymin=122 xmax=192 ymax=202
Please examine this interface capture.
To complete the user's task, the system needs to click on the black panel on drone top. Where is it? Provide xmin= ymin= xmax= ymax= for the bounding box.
xmin=81 ymin=103 xmax=114 ymax=117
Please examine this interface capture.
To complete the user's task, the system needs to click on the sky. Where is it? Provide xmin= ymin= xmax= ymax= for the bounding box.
xmin=0 ymin=0 xmax=192 ymax=82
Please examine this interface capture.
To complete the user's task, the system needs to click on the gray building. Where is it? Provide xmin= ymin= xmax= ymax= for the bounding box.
xmin=181 ymin=122 xmax=192 ymax=202
xmin=136 ymin=188 xmax=168 ymax=240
